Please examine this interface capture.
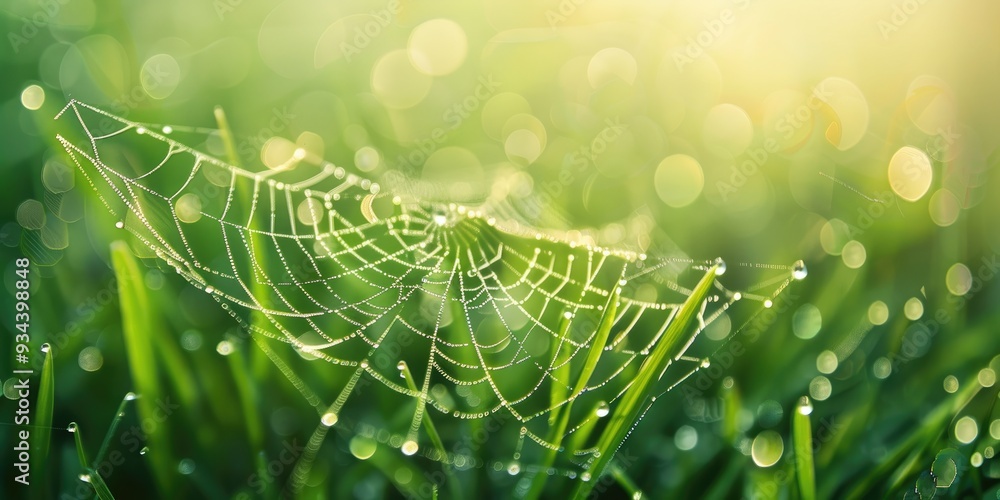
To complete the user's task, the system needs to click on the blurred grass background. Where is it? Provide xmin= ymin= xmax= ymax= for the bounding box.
xmin=2 ymin=0 xmax=1000 ymax=498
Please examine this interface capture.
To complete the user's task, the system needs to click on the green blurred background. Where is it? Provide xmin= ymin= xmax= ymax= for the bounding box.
xmin=2 ymin=0 xmax=1000 ymax=498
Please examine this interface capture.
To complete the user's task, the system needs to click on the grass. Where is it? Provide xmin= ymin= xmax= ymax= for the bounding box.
xmin=572 ymin=265 xmax=717 ymax=499
xmin=109 ymin=241 xmax=174 ymax=497
xmin=31 ymin=344 xmax=53 ymax=499
xmin=792 ymin=396 xmax=816 ymax=500
xmin=7 ymin=2 xmax=1000 ymax=498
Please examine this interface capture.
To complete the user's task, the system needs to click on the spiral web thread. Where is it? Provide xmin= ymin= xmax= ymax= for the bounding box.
xmin=55 ymin=99 xmax=802 ymax=487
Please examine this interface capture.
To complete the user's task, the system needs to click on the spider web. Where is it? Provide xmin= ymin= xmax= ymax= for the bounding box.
xmin=54 ymin=100 xmax=802 ymax=489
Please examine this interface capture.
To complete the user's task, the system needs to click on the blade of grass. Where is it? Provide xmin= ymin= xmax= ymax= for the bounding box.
xmin=224 ymin=343 xmax=269 ymax=497
xmin=81 ymin=469 xmax=115 ymax=500
xmin=843 ymin=376 xmax=980 ymax=499
xmin=68 ymin=422 xmax=116 ymax=499
xmin=398 ymin=360 xmax=462 ymax=500
xmin=213 ymin=106 xmax=242 ymax=168
xmin=572 ymin=265 xmax=717 ymax=499
xmin=94 ymin=393 xmax=137 ymax=466
xmin=110 ymin=241 xmax=173 ymax=497
xmin=793 ymin=396 xmax=816 ymax=500
xmin=609 ymin=463 xmax=643 ymax=498
xmin=225 ymin=344 xmax=264 ymax=451
xmin=548 ymin=310 xmax=575 ymax=426
xmin=32 ymin=345 xmax=54 ymax=500
xmin=214 ymin=104 xmax=273 ymax=383
xmin=68 ymin=422 xmax=88 ymax=470
xmin=525 ymin=289 xmax=619 ymax=500
xmin=366 ymin=444 xmax=433 ymax=499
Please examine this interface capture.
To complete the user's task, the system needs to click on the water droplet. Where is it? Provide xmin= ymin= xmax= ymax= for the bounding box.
xmin=633 ymin=492 xmax=643 ymax=500
xmin=797 ymin=396 xmax=813 ymax=415
xmin=401 ymin=440 xmax=419 ymax=456
xmin=177 ymin=458 xmax=195 ymax=475
xmin=161 ymin=125 xmax=173 ymax=135
xmin=397 ymin=361 xmax=407 ymax=371
xmin=763 ymin=300 xmax=773 ymax=309
xmin=321 ymin=412 xmax=338 ymax=427
xmin=216 ymin=340 xmax=234 ymax=356
xmin=136 ymin=127 xmax=146 ymax=135
xmin=751 ymin=430 xmax=784 ymax=467
xmin=713 ymin=257 xmax=727 ymax=275
xmin=914 ymin=470 xmax=937 ymax=498
xmin=792 ymin=260 xmax=808 ymax=280
xmin=943 ymin=375 xmax=959 ymax=393
xmin=596 ymin=401 xmax=610 ymax=418
xmin=67 ymin=422 xmax=78 ymax=433
xmin=140 ymin=446 xmax=149 ymax=455
xmin=732 ymin=292 xmax=742 ymax=301
xmin=700 ymin=358 xmax=711 ymax=369
xmin=580 ymin=471 xmax=592 ymax=482
xmin=507 ymin=462 xmax=521 ymax=475
xmin=432 ymin=211 xmax=448 ymax=226
xmin=124 ymin=392 xmax=137 ymax=401
xmin=204 ymin=286 xmax=214 ymax=294
xmin=816 ymin=350 xmax=839 ymax=374
xmin=79 ymin=473 xmax=92 ymax=483
xmin=40 ymin=343 xmax=50 ymax=353
xmin=674 ymin=425 xmax=698 ymax=450
xmin=980 ymin=368 xmax=996 ymax=387
xmin=115 ymin=221 xmax=124 ymax=229
xmin=955 ymin=415 xmax=978 ymax=444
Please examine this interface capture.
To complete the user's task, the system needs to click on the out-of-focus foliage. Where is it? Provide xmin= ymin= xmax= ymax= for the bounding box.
xmin=2 ymin=0 xmax=1000 ymax=498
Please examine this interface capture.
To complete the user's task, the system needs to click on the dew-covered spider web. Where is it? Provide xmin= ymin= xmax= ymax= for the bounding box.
xmin=54 ymin=100 xmax=805 ymax=493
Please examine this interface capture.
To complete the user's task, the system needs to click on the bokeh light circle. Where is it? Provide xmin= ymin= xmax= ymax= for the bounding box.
xmin=654 ymin=154 xmax=704 ymax=208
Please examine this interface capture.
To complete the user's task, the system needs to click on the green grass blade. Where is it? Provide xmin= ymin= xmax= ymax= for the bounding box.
xmin=548 ymin=311 xmax=575 ymax=426
xmin=609 ymin=463 xmax=643 ymax=498
xmin=793 ymin=396 xmax=816 ymax=500
xmin=83 ymin=468 xmax=116 ymax=500
xmin=110 ymin=241 xmax=173 ymax=496
xmin=67 ymin=422 xmax=88 ymax=469
xmin=525 ymin=291 xmax=619 ymax=500
xmin=399 ymin=361 xmax=462 ymax=500
xmin=572 ymin=265 xmax=717 ymax=499
xmin=571 ymin=286 xmax=621 ymax=397
xmin=398 ymin=361 xmax=447 ymax=455
xmin=32 ymin=345 xmax=54 ymax=499
xmin=94 ymin=393 xmax=136 ymax=466
xmin=69 ymin=422 xmax=116 ymax=500
xmin=226 ymin=345 xmax=264 ymax=451
xmin=213 ymin=105 xmax=242 ymax=168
